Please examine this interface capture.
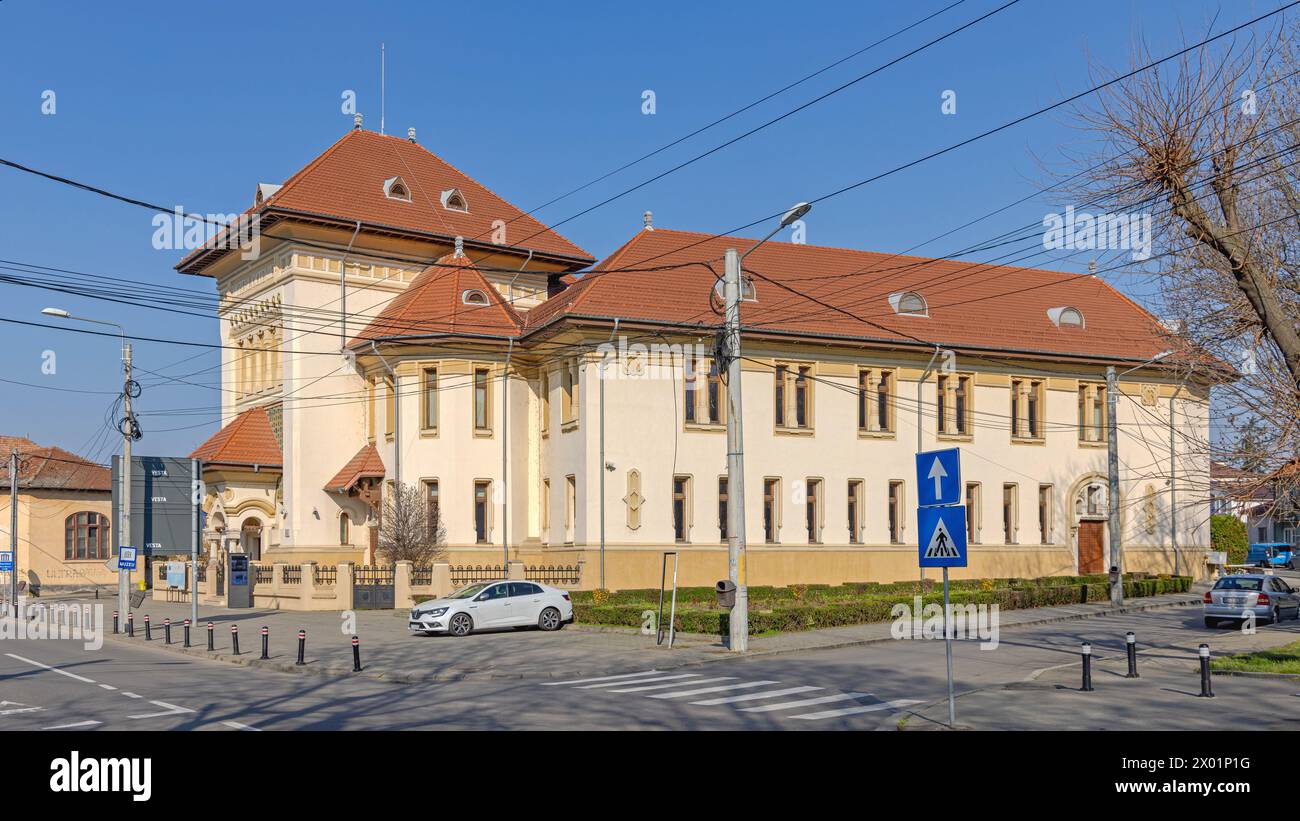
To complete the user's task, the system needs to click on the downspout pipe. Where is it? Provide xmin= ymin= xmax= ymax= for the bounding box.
xmin=340 ymin=220 xmax=362 ymax=349
xmin=502 ymin=338 xmax=513 ymax=571
xmin=599 ymin=318 xmax=620 ymax=591
xmin=370 ymin=340 xmax=399 ymax=488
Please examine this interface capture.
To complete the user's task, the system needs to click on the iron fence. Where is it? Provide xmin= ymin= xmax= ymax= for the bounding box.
xmin=450 ymin=564 xmax=505 ymax=585
xmin=354 ymin=565 xmax=394 ymax=585
xmin=254 ymin=564 xmax=273 ymax=585
xmin=196 ymin=565 xmax=207 ymax=583
xmin=525 ymin=564 xmax=583 ymax=586
xmin=411 ymin=566 xmax=433 ymax=586
xmin=314 ymin=565 xmax=337 ymax=586
xmin=282 ymin=565 xmax=302 ymax=585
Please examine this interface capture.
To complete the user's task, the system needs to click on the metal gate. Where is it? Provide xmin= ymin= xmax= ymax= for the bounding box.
xmin=354 ymin=565 xmax=395 ymax=610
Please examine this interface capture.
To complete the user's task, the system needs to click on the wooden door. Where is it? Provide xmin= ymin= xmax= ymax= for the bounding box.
xmin=1078 ymin=521 xmax=1105 ymax=574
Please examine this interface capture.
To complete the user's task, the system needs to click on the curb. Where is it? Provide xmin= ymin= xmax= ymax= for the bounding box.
xmin=1210 ymin=669 xmax=1300 ymax=679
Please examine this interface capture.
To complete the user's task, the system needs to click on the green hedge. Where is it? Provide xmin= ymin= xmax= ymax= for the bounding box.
xmin=1211 ymin=514 xmax=1249 ymax=565
xmin=573 ymin=574 xmax=1190 ymax=636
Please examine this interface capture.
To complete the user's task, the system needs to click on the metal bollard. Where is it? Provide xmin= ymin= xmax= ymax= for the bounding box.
xmin=1198 ymin=644 xmax=1214 ymax=698
xmin=127 ymin=612 xmax=134 ymax=638
xmin=164 ymin=618 xmax=172 ymax=645
xmin=230 ymin=625 xmax=240 ymax=655
xmin=1125 ymin=631 xmax=1139 ymax=678
xmin=144 ymin=614 xmax=152 ymax=641
xmin=260 ymin=626 xmax=269 ymax=660
xmin=206 ymin=621 xmax=214 ymax=651
xmin=352 ymin=635 xmax=361 ymax=672
xmin=1080 ymin=642 xmax=1094 ymax=692
xmin=113 ymin=610 xmax=118 ymax=634
xmin=296 ymin=629 xmax=306 ymax=665
xmin=183 ymin=619 xmax=191 ymax=647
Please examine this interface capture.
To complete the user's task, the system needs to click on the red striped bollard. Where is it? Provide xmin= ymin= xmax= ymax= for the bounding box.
xmin=206 ymin=621 xmax=214 ymax=651
xmin=183 ymin=619 xmax=191 ymax=647
xmin=127 ymin=612 xmax=134 ymax=638
xmin=352 ymin=635 xmax=361 ymax=672
xmin=164 ymin=617 xmax=172 ymax=645
xmin=260 ymin=626 xmax=269 ymax=660
xmin=144 ymin=614 xmax=151 ymax=641
xmin=230 ymin=624 xmax=240 ymax=655
xmin=296 ymin=630 xmax=306 ymax=665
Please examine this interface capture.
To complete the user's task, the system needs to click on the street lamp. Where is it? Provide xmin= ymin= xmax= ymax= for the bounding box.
xmin=41 ymin=307 xmax=135 ymax=622
xmin=1106 ymin=348 xmax=1174 ymax=605
xmin=723 ymin=201 xmax=811 ymax=653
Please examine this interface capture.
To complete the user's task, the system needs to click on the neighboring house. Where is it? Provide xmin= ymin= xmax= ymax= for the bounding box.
xmin=0 ymin=435 xmax=117 ymax=593
xmin=175 ymin=123 xmax=1214 ymax=590
xmin=1245 ymin=458 xmax=1300 ymax=546
xmin=1210 ymin=461 xmax=1268 ymax=521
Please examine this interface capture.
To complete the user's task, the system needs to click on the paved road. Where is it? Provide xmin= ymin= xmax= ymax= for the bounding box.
xmin=3 ymin=600 xmax=1296 ymax=731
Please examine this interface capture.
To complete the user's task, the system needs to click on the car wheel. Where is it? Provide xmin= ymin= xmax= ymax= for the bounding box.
xmin=1204 ymin=617 xmax=1219 ymax=628
xmin=448 ymin=613 xmax=474 ymax=637
xmin=538 ymin=607 xmax=563 ymax=632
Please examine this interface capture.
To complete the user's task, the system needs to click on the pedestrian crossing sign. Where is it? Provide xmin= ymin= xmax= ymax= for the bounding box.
xmin=918 ymin=505 xmax=967 ymax=568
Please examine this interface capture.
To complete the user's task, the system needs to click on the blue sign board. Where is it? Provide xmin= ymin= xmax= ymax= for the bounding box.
xmin=117 ymin=546 xmax=137 ymax=571
xmin=916 ymin=448 xmax=962 ymax=508
xmin=918 ymin=506 xmax=968 ymax=568
xmin=0 ymin=551 xmax=12 ymax=572
xmin=165 ymin=562 xmax=186 ymax=589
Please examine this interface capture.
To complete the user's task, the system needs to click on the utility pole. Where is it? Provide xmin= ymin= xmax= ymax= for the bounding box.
xmin=1169 ymin=388 xmax=1179 ymax=578
xmin=723 ymin=247 xmax=749 ymax=652
xmin=1106 ymin=365 xmax=1122 ymax=606
xmin=9 ymin=449 xmax=17 ymax=614
xmin=119 ymin=343 xmax=134 ymax=623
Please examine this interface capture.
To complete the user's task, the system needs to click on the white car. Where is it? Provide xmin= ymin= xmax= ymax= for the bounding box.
xmin=409 ymin=580 xmax=574 ymax=637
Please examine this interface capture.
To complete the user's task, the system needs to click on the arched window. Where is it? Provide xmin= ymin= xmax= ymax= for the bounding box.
xmin=1048 ymin=306 xmax=1085 ymax=328
xmin=339 ymin=512 xmax=350 ymax=546
xmin=241 ymin=518 xmax=263 ymax=561
xmin=65 ymin=511 xmax=110 ymax=560
xmin=440 ymin=188 xmax=468 ymax=212
xmin=888 ymin=291 xmax=928 ymax=316
xmin=383 ymin=176 xmax=411 ymax=202
xmin=461 ymin=289 xmax=489 ymax=306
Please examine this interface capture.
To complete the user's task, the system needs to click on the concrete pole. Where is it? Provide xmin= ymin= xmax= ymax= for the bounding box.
xmin=724 ymin=248 xmax=748 ymax=652
xmin=9 ymin=449 xmax=17 ymax=614
xmin=120 ymin=343 xmax=133 ymax=622
xmin=1169 ymin=390 xmax=1179 ymax=578
xmin=1106 ymin=365 xmax=1122 ymax=605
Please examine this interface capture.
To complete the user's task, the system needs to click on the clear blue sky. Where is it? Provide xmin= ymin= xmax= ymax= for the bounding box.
xmin=0 ymin=0 xmax=1269 ymax=460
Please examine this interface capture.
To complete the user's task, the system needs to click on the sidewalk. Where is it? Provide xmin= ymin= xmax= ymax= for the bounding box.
xmin=48 ymin=589 xmax=1203 ymax=684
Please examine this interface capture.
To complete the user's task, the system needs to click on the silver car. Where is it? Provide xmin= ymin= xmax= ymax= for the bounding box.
xmin=1203 ymin=573 xmax=1300 ymax=627
xmin=409 ymin=580 xmax=574 ymax=637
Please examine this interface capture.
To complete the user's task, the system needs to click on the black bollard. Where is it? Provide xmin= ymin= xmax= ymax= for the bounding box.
xmin=230 ymin=624 xmax=240 ymax=655
xmin=164 ymin=618 xmax=172 ymax=645
xmin=206 ymin=621 xmax=214 ymax=651
xmin=260 ymin=626 xmax=269 ymax=660
xmin=183 ymin=619 xmax=191 ymax=647
xmin=1198 ymin=644 xmax=1214 ymax=698
xmin=112 ymin=610 xmax=119 ymax=634
xmin=352 ymin=635 xmax=361 ymax=672
xmin=1125 ymin=631 xmax=1139 ymax=678
xmin=144 ymin=614 xmax=152 ymax=641
xmin=127 ymin=612 xmax=134 ymax=638
xmin=1080 ymin=642 xmax=1094 ymax=692
xmin=296 ymin=629 xmax=306 ymax=665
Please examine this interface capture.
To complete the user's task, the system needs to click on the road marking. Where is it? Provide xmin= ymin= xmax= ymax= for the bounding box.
xmin=43 ymin=720 xmax=101 ymax=730
xmin=98 ymin=684 xmax=116 ymax=691
xmin=579 ymin=673 xmax=701 ymax=690
xmin=790 ymin=698 xmax=921 ymax=720
xmin=222 ymin=721 xmax=260 ymax=731
xmin=127 ymin=700 xmax=195 ymax=720
xmin=0 ymin=701 xmax=42 ymax=716
xmin=121 ymin=692 xmax=143 ymax=699
xmin=4 ymin=653 xmax=95 ymax=683
xmin=647 ymin=681 xmax=780 ymax=700
xmin=608 ymin=677 xmax=737 ymax=693
xmin=542 ymin=671 xmax=662 ymax=686
xmin=690 ymin=685 xmax=823 ymax=706
xmin=738 ymin=692 xmax=874 ymax=713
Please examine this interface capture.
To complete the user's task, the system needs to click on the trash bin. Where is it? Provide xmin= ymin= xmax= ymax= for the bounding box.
xmin=715 ymin=579 xmax=737 ymax=608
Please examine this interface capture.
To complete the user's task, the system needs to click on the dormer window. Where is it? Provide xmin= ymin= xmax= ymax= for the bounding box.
xmin=888 ymin=291 xmax=928 ymax=317
xmin=440 ymin=188 xmax=468 ymax=212
xmin=461 ymin=289 xmax=489 ymax=306
xmin=711 ymin=276 xmax=758 ymax=302
xmin=1048 ymin=306 xmax=1085 ymax=328
xmin=254 ymin=183 xmax=281 ymax=207
xmin=383 ymin=176 xmax=411 ymax=202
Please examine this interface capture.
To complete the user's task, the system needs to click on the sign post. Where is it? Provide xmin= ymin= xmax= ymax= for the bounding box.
xmin=916 ymin=448 xmax=967 ymax=727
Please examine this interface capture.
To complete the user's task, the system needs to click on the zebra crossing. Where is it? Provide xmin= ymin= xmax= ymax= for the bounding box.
xmin=542 ymin=670 xmax=920 ymax=722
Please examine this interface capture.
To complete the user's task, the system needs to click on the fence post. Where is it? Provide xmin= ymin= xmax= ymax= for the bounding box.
xmin=337 ymin=562 xmax=355 ymax=610
xmin=300 ymin=562 xmax=317 ymax=609
xmin=431 ymin=561 xmax=452 ymax=598
xmin=271 ymin=563 xmax=287 ymax=600
xmin=507 ymin=560 xmax=525 ymax=581
xmin=394 ymin=561 xmax=414 ymax=609
xmin=205 ymin=559 xmax=219 ymax=598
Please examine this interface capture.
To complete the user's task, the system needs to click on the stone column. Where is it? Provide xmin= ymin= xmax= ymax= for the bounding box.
xmin=394 ymin=561 xmax=414 ymax=609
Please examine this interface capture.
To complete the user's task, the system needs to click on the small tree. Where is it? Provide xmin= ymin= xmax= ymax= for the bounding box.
xmin=377 ymin=481 xmax=446 ymax=565
xmin=1210 ymin=514 xmax=1249 ymax=565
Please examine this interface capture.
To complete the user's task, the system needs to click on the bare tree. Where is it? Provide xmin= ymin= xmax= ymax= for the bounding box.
xmin=1062 ymin=22 xmax=1300 ymax=485
xmin=377 ymin=481 xmax=446 ymax=565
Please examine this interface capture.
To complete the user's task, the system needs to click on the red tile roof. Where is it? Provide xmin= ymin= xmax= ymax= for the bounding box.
xmin=0 ymin=435 xmax=110 ymax=492
xmin=348 ymin=251 xmax=522 ymax=345
xmin=177 ymin=129 xmax=592 ymax=273
xmin=324 ymin=444 xmax=386 ymax=493
xmin=189 ymin=406 xmax=282 ymax=467
xmin=526 ymin=228 xmax=1171 ymax=362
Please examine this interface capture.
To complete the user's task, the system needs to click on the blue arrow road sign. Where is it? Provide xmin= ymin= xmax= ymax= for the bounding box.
xmin=918 ymin=505 xmax=967 ymax=568
xmin=117 ymin=546 xmax=137 ymax=571
xmin=916 ymin=448 xmax=961 ymax=508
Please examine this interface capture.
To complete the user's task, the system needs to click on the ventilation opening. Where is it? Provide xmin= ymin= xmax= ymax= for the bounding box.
xmin=441 ymin=188 xmax=468 ymax=212
xmin=461 ymin=289 xmax=489 ymax=306
xmin=383 ymin=176 xmax=411 ymax=202
xmin=1047 ymin=306 xmax=1085 ymax=328
xmin=888 ymin=291 xmax=927 ymax=316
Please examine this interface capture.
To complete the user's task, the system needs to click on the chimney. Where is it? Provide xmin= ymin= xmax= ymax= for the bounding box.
xmin=354 ymin=113 xmax=363 ymax=130
xmin=407 ymin=127 xmax=417 ymax=143
xmin=454 ymin=236 xmax=465 ymax=258
xmin=1087 ymin=259 xmax=1097 ymax=275
xmin=643 ymin=210 xmax=654 ymax=231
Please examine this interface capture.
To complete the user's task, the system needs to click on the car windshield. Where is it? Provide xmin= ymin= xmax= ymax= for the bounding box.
xmin=1214 ymin=577 xmax=1263 ymax=591
xmin=448 ymin=583 xmax=490 ymax=600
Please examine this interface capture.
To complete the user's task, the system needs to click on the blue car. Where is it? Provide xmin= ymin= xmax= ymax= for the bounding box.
xmin=1247 ymin=542 xmax=1296 ymax=570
